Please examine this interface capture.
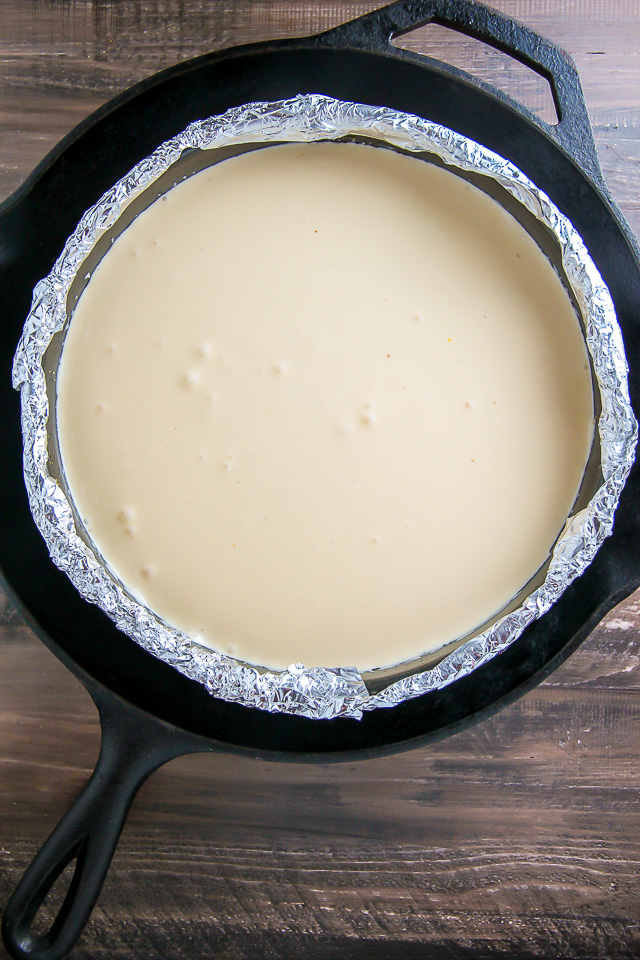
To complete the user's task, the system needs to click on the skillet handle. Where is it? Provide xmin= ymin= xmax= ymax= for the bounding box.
xmin=1 ymin=692 xmax=197 ymax=960
xmin=319 ymin=0 xmax=604 ymax=187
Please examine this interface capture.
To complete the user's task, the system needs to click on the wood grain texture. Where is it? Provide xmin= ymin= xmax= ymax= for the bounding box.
xmin=1 ymin=2 xmax=640 ymax=959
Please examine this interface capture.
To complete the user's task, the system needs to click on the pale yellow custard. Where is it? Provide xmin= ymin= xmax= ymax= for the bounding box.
xmin=56 ymin=142 xmax=595 ymax=671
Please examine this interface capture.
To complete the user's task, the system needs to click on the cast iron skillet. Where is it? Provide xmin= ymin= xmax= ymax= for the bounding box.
xmin=2 ymin=1 xmax=640 ymax=958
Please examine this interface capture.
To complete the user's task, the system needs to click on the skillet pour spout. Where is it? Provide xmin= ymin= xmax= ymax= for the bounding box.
xmin=2 ymin=2 xmax=640 ymax=958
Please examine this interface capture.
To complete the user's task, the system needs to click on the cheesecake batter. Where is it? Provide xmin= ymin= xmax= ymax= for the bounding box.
xmin=56 ymin=142 xmax=595 ymax=670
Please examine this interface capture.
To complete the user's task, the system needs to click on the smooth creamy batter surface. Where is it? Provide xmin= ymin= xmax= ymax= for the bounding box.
xmin=56 ymin=142 xmax=595 ymax=671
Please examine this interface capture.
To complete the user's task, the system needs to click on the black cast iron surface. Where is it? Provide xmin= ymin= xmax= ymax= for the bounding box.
xmin=1 ymin=1 xmax=640 ymax=958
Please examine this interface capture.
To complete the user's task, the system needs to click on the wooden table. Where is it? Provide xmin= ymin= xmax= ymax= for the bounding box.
xmin=1 ymin=3 xmax=639 ymax=958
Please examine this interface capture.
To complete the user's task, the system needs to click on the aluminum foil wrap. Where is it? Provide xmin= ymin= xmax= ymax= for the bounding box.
xmin=12 ymin=94 xmax=637 ymax=720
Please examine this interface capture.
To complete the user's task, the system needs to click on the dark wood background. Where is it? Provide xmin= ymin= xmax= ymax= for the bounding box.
xmin=1 ymin=2 xmax=640 ymax=958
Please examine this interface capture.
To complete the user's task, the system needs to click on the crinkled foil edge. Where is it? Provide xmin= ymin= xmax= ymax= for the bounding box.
xmin=12 ymin=94 xmax=637 ymax=720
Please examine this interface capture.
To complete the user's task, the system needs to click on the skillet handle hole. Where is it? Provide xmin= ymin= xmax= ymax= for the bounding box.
xmin=391 ymin=22 xmax=559 ymax=125
xmin=27 ymin=858 xmax=78 ymax=941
